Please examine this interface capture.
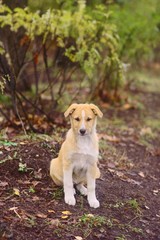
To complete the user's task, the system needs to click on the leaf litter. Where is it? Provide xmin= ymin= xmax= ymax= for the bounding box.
xmin=0 ymin=92 xmax=160 ymax=239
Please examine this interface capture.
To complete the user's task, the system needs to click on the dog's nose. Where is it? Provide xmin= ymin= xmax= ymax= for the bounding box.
xmin=80 ymin=129 xmax=86 ymax=135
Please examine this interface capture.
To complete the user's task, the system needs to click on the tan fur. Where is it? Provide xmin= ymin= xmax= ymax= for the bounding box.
xmin=50 ymin=103 xmax=103 ymax=208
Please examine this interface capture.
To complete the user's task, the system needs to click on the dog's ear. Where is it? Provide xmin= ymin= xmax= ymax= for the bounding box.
xmin=64 ymin=103 xmax=78 ymax=118
xmin=90 ymin=104 xmax=103 ymax=118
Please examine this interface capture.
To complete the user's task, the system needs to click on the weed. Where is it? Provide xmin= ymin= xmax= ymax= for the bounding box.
xmin=53 ymin=228 xmax=62 ymax=238
xmin=106 ymin=218 xmax=113 ymax=228
xmin=29 ymin=186 xmax=35 ymax=193
xmin=112 ymin=201 xmax=125 ymax=209
xmin=18 ymin=162 xmax=28 ymax=172
xmin=0 ymin=140 xmax=17 ymax=146
xmin=127 ymin=199 xmax=141 ymax=215
xmin=51 ymin=187 xmax=63 ymax=200
xmin=115 ymin=235 xmax=127 ymax=240
xmin=144 ymin=118 xmax=160 ymax=132
xmin=79 ymin=214 xmax=106 ymax=228
xmin=128 ymin=225 xmax=143 ymax=234
xmin=26 ymin=216 xmax=36 ymax=227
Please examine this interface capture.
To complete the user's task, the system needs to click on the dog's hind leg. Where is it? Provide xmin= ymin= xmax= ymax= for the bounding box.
xmin=76 ymin=183 xmax=87 ymax=196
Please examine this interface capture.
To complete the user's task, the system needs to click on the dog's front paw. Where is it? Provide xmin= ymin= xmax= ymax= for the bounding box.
xmin=88 ymin=198 xmax=100 ymax=208
xmin=65 ymin=195 xmax=76 ymax=206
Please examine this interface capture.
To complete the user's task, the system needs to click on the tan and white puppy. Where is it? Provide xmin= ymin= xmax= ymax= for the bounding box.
xmin=50 ymin=103 xmax=103 ymax=208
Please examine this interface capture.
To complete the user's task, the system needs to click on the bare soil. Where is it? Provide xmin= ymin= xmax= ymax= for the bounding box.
xmin=0 ymin=91 xmax=160 ymax=240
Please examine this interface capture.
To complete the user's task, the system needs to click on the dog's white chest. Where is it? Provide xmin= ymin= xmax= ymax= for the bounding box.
xmin=70 ymin=136 xmax=98 ymax=172
xmin=76 ymin=136 xmax=97 ymax=156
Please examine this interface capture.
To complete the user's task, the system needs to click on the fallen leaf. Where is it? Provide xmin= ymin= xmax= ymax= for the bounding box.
xmin=50 ymin=218 xmax=60 ymax=227
xmin=122 ymin=103 xmax=135 ymax=110
xmin=61 ymin=215 xmax=69 ymax=219
xmin=9 ymin=207 xmax=18 ymax=211
xmin=138 ymin=171 xmax=145 ymax=178
xmin=153 ymin=189 xmax=159 ymax=195
xmin=107 ymin=162 xmax=116 ymax=169
xmin=32 ymin=196 xmax=40 ymax=201
xmin=62 ymin=210 xmax=72 ymax=215
xmin=86 ymin=214 xmax=94 ymax=218
xmin=36 ymin=213 xmax=47 ymax=218
xmin=144 ymin=205 xmax=150 ymax=210
xmin=13 ymin=188 xmax=20 ymax=196
xmin=0 ymin=181 xmax=8 ymax=187
xmin=75 ymin=236 xmax=83 ymax=240
xmin=48 ymin=210 xmax=55 ymax=213
xmin=140 ymin=127 xmax=152 ymax=136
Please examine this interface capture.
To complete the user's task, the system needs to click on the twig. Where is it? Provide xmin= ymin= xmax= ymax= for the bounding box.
xmin=43 ymin=43 xmax=54 ymax=102
xmin=0 ymin=107 xmax=17 ymax=128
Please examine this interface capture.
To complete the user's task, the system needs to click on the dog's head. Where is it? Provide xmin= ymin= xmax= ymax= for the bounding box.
xmin=64 ymin=103 xmax=103 ymax=136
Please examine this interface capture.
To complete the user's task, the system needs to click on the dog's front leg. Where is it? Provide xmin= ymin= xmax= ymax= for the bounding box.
xmin=87 ymin=168 xmax=100 ymax=208
xmin=63 ymin=167 xmax=76 ymax=206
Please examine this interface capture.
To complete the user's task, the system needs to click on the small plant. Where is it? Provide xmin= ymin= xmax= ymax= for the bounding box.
xmin=79 ymin=214 xmax=106 ymax=228
xmin=51 ymin=187 xmax=63 ymax=200
xmin=127 ymin=199 xmax=141 ymax=215
xmin=26 ymin=216 xmax=36 ymax=227
xmin=115 ymin=235 xmax=127 ymax=240
xmin=29 ymin=186 xmax=35 ymax=193
xmin=18 ymin=162 xmax=28 ymax=172
xmin=0 ymin=140 xmax=17 ymax=146
xmin=128 ymin=225 xmax=143 ymax=234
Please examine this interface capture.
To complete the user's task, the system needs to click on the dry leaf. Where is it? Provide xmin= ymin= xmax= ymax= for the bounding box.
xmin=9 ymin=206 xmax=18 ymax=211
xmin=140 ymin=127 xmax=152 ymax=136
xmin=75 ymin=236 xmax=83 ymax=240
xmin=0 ymin=181 xmax=8 ymax=187
xmin=123 ymin=103 xmax=135 ymax=110
xmin=61 ymin=215 xmax=69 ymax=219
xmin=50 ymin=219 xmax=60 ymax=227
xmin=62 ymin=210 xmax=72 ymax=215
xmin=107 ymin=162 xmax=116 ymax=169
xmin=86 ymin=214 xmax=94 ymax=218
xmin=138 ymin=171 xmax=145 ymax=178
xmin=13 ymin=188 xmax=20 ymax=196
xmin=153 ymin=189 xmax=159 ymax=195
xmin=48 ymin=210 xmax=55 ymax=213
xmin=36 ymin=213 xmax=47 ymax=218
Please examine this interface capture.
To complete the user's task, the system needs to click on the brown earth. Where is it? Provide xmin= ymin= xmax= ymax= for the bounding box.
xmin=0 ymin=91 xmax=160 ymax=240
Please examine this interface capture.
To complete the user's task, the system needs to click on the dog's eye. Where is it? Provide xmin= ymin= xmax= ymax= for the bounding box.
xmin=75 ymin=117 xmax=80 ymax=122
xmin=87 ymin=117 xmax=92 ymax=122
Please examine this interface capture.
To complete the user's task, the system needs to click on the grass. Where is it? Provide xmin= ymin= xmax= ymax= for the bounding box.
xmin=127 ymin=68 xmax=160 ymax=93
xmin=127 ymin=199 xmax=142 ymax=215
xmin=144 ymin=118 xmax=160 ymax=131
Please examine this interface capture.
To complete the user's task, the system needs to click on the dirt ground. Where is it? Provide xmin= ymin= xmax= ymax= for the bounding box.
xmin=0 ymin=89 xmax=160 ymax=240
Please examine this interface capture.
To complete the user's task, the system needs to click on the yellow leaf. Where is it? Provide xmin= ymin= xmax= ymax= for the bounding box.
xmin=86 ymin=214 xmax=94 ymax=218
xmin=61 ymin=215 xmax=69 ymax=219
xmin=62 ymin=210 xmax=72 ymax=215
xmin=48 ymin=209 xmax=55 ymax=213
xmin=13 ymin=188 xmax=20 ymax=196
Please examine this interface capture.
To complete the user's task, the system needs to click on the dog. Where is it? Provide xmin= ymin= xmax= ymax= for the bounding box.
xmin=50 ymin=103 xmax=103 ymax=208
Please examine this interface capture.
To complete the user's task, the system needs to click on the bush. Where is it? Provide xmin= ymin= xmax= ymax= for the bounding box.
xmin=0 ymin=0 xmax=123 ymax=128
xmin=109 ymin=0 xmax=160 ymax=64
